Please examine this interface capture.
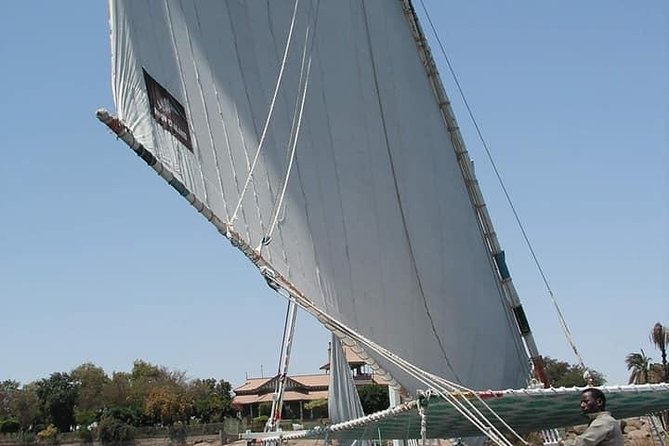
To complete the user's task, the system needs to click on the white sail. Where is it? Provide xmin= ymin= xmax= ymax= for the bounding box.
xmin=107 ymin=0 xmax=530 ymax=395
xmin=328 ymin=335 xmax=365 ymax=424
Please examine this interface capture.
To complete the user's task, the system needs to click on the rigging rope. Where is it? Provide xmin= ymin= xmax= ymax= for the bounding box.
xmin=229 ymin=0 xmax=301 ymax=226
xmin=259 ymin=15 xmax=316 ymax=251
xmin=267 ymin=276 xmax=527 ymax=446
xmin=416 ymin=0 xmax=587 ymax=371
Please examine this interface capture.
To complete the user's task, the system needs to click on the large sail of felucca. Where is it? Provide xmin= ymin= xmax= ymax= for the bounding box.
xmin=96 ymin=1 xmax=669 ymax=442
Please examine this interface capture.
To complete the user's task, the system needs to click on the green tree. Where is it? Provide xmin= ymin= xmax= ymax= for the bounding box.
xmin=9 ymin=383 xmax=41 ymax=432
xmin=71 ymin=363 xmax=110 ymax=426
xmin=357 ymin=384 xmax=389 ymax=414
xmin=35 ymin=373 xmax=79 ymax=432
xmin=650 ymin=322 xmax=668 ymax=382
xmin=101 ymin=372 xmax=131 ymax=409
xmin=188 ymin=378 xmax=233 ymax=423
xmin=625 ymin=349 xmax=652 ymax=384
xmin=0 ymin=380 xmax=20 ymax=419
xmin=98 ymin=416 xmax=135 ymax=445
xmin=102 ymin=370 xmax=146 ymax=426
xmin=128 ymin=360 xmax=189 ymax=425
xmin=303 ymin=399 xmax=327 ymax=419
xmin=543 ymin=357 xmax=605 ymax=387
xmin=144 ymin=385 xmax=190 ymax=425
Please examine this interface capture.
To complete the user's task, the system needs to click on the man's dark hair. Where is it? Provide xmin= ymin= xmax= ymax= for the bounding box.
xmin=582 ymin=388 xmax=606 ymax=409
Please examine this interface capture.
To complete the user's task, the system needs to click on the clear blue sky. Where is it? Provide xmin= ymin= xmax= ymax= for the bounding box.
xmin=1 ymin=1 xmax=666 ymax=389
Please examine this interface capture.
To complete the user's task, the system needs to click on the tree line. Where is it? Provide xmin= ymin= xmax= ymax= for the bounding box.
xmin=0 ymin=360 xmax=234 ymax=442
xmin=0 ymin=357 xmax=604 ymax=440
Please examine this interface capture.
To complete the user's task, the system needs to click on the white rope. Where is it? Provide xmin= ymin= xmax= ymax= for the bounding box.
xmin=258 ymin=23 xmax=314 ymax=251
xmin=323 ymin=324 xmax=522 ymax=445
xmin=268 ymin=280 xmax=524 ymax=446
xmin=229 ymin=0 xmax=301 ymax=225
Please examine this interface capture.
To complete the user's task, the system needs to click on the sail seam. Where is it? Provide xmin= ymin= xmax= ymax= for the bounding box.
xmin=184 ymin=1 xmax=230 ymax=221
xmin=314 ymin=47 xmax=355 ymax=323
xmin=361 ymin=0 xmax=461 ymax=384
xmin=191 ymin=2 xmax=232 ymax=221
xmin=413 ymin=2 xmax=542 ymax=371
xmin=163 ymin=0 xmax=208 ymax=204
xmin=401 ymin=0 xmax=534 ymax=381
xmin=225 ymin=1 xmax=274 ymax=244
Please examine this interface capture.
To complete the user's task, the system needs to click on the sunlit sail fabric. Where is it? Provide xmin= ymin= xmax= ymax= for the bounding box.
xmin=109 ymin=0 xmax=529 ymax=394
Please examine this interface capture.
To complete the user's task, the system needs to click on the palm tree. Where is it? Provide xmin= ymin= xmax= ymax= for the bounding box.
xmin=625 ymin=349 xmax=652 ymax=384
xmin=650 ymin=322 xmax=668 ymax=382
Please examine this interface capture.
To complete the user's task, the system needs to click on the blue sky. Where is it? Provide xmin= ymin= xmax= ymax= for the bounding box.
xmin=1 ymin=1 xmax=666 ymax=389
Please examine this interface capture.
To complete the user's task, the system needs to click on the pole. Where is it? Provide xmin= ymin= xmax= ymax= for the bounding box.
xmin=265 ymin=300 xmax=299 ymax=432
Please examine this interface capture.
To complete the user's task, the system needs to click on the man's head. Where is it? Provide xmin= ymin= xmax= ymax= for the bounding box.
xmin=580 ymin=388 xmax=606 ymax=414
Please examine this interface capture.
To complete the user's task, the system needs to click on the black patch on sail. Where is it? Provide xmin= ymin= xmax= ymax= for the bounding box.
xmin=143 ymin=69 xmax=193 ymax=151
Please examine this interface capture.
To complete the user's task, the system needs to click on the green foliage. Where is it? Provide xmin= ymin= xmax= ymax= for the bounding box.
xmin=542 ymin=357 xmax=605 ymax=387
xmin=626 ymin=350 xmax=653 ymax=384
xmin=0 ymin=362 xmax=240 ymax=439
xmin=357 ymin=384 xmax=389 ymax=414
xmin=123 ymin=360 xmax=192 ymax=426
xmin=76 ymin=427 xmax=94 ymax=444
xmin=0 ymin=418 xmax=21 ymax=433
xmin=102 ymin=372 xmax=131 ymax=409
xmin=101 ymin=406 xmax=142 ymax=426
xmin=303 ymin=399 xmax=327 ymax=411
xmin=1 ymin=380 xmax=20 ymax=419
xmin=258 ymin=402 xmax=272 ymax=417
xmin=35 ymin=373 xmax=79 ymax=432
xmin=188 ymin=378 xmax=233 ymax=423
xmin=303 ymin=398 xmax=327 ymax=419
xmin=74 ymin=409 xmax=98 ymax=428
xmin=144 ymin=385 xmax=191 ymax=425
xmin=102 ymin=372 xmax=152 ymax=427
xmin=10 ymin=384 xmax=42 ymax=431
xmin=98 ymin=416 xmax=135 ymax=445
xmin=251 ymin=415 xmax=268 ymax=432
xmin=71 ymin=363 xmax=110 ymax=417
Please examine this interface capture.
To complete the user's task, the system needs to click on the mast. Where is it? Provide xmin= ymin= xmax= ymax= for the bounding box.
xmin=399 ymin=0 xmax=549 ymax=386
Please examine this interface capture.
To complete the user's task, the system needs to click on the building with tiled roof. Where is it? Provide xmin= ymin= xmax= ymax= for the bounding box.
xmin=232 ymin=345 xmax=386 ymax=421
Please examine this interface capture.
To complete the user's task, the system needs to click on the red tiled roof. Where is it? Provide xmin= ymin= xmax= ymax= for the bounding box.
xmin=234 ymin=377 xmax=272 ymax=392
xmin=290 ymin=374 xmax=329 ymax=387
